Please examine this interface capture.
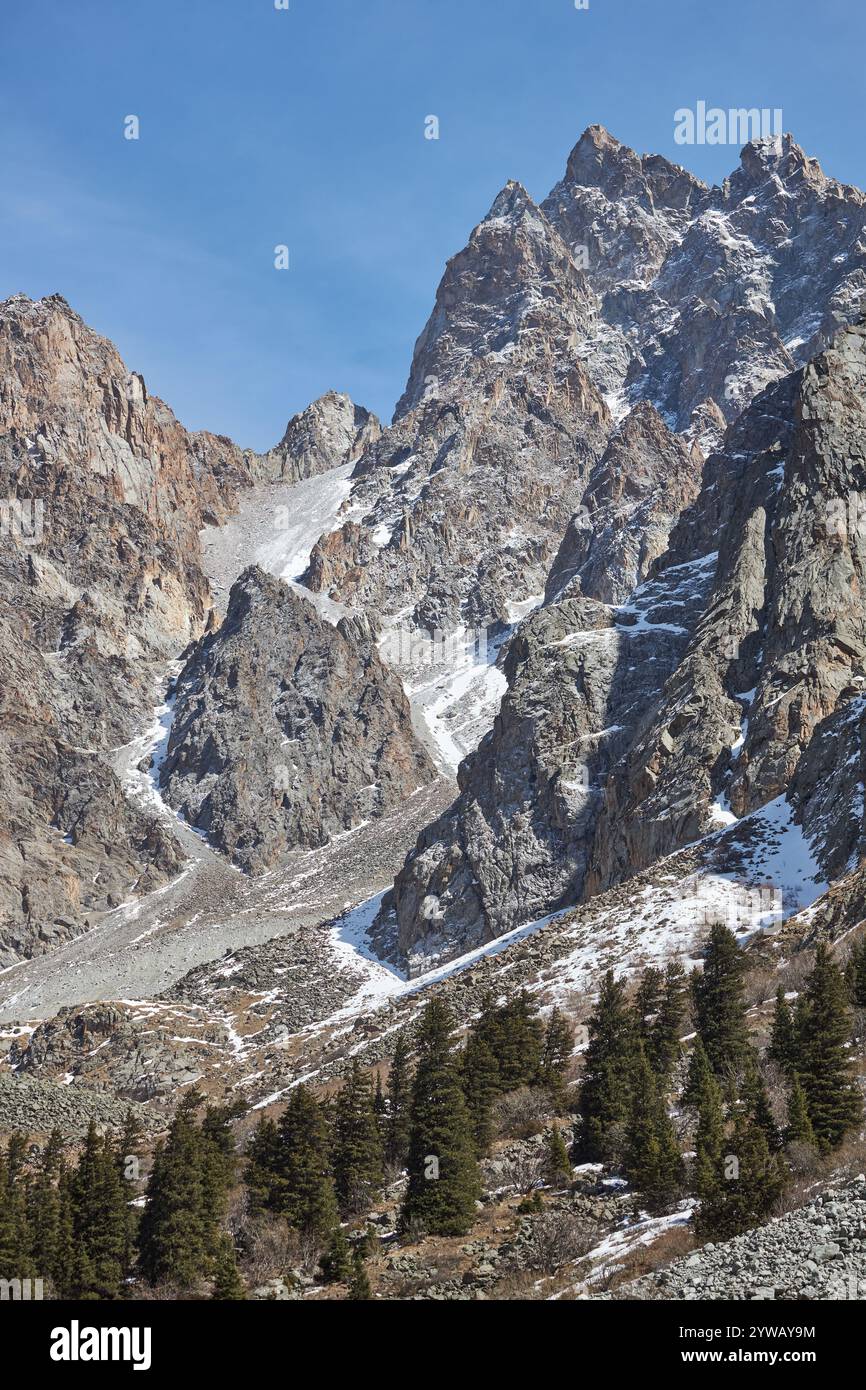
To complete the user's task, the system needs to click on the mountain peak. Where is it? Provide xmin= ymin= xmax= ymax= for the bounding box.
xmin=485 ymin=179 xmax=537 ymax=222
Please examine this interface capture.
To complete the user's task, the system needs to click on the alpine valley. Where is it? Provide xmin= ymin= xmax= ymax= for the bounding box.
xmin=3 ymin=126 xmax=866 ymax=1304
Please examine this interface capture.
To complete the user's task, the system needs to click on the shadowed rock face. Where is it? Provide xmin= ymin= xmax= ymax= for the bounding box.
xmin=590 ymin=319 xmax=866 ymax=891
xmin=384 ymin=319 xmax=866 ymax=973
xmin=545 ymin=400 xmax=703 ymax=606
xmin=159 ymin=567 xmax=437 ymax=873
xmin=379 ymin=406 xmax=712 ymax=973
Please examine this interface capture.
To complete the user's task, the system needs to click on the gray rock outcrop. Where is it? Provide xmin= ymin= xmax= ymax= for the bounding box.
xmin=159 ymin=566 xmax=437 ymax=871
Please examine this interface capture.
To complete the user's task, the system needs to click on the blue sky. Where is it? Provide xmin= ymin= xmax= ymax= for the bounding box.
xmin=2 ymin=0 xmax=863 ymax=449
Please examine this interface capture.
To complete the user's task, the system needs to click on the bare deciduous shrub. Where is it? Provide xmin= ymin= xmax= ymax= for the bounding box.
xmin=237 ymin=1210 xmax=321 ymax=1282
xmin=520 ymin=1209 xmax=601 ymax=1275
xmin=494 ymin=1086 xmax=554 ymax=1140
xmin=498 ymin=1145 xmax=546 ymax=1194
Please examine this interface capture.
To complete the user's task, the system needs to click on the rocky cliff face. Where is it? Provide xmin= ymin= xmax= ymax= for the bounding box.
xmin=0 ymin=294 xmax=380 ymax=958
xmin=543 ymin=126 xmax=866 ymax=432
xmin=158 ymin=566 xmax=436 ymax=872
xmin=0 ymin=294 xmax=263 ymax=959
xmin=261 ymin=390 xmax=381 ymax=483
xmin=304 ymin=182 xmax=612 ymax=635
xmin=301 ymin=126 xmax=866 ymax=709
xmin=385 ymin=319 xmax=866 ymax=971
xmin=590 ymin=319 xmax=866 ymax=893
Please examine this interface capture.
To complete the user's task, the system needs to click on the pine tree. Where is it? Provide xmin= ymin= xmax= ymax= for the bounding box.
xmin=845 ymin=936 xmax=866 ymax=1008
xmin=692 ymin=924 xmax=750 ymax=1078
xmin=400 ymin=999 xmax=480 ymax=1238
xmin=695 ymin=1113 xmax=784 ymax=1241
xmin=27 ymin=1129 xmax=64 ymax=1290
xmin=347 ymin=1246 xmax=372 ymax=1300
xmin=767 ymin=988 xmax=798 ymax=1077
xmin=469 ymin=990 xmax=544 ymax=1093
xmin=544 ymin=1123 xmax=572 ymax=1188
xmin=647 ymin=961 xmax=688 ymax=1082
xmin=624 ymin=1047 xmax=684 ymax=1212
xmin=537 ymin=1008 xmax=575 ymax=1104
xmin=257 ymin=1086 xmax=338 ymax=1240
xmin=784 ymin=1076 xmax=817 ymax=1149
xmin=691 ymin=1067 xmax=726 ymax=1223
xmin=138 ymin=1100 xmax=209 ymax=1289
xmin=492 ymin=991 xmax=544 ymax=1091
xmin=634 ymin=967 xmax=664 ymax=1041
xmin=462 ymin=1032 xmax=500 ymax=1156
xmin=373 ymin=1074 xmax=387 ymax=1123
xmin=139 ymin=1092 xmax=238 ymax=1289
xmin=114 ymin=1110 xmax=145 ymax=1281
xmin=798 ymin=941 xmax=862 ymax=1151
xmin=385 ymin=1033 xmax=413 ymax=1171
xmin=245 ymin=1116 xmax=283 ymax=1214
xmin=682 ymin=1038 xmax=715 ymax=1110
xmin=52 ymin=1173 xmax=77 ymax=1300
xmin=69 ymin=1122 xmax=128 ymax=1299
xmin=319 ymin=1224 xmax=353 ymax=1284
xmin=741 ymin=1059 xmax=782 ymax=1151
xmin=333 ymin=1061 xmax=384 ymax=1216
xmin=0 ymin=1134 xmax=33 ymax=1283
xmin=211 ymin=1234 xmax=246 ymax=1300
xmin=576 ymin=970 xmax=636 ymax=1162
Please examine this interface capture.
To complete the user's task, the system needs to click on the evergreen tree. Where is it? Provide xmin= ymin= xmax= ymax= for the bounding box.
xmin=373 ymin=1074 xmax=387 ymax=1123
xmin=462 ymin=1032 xmax=500 ymax=1156
xmin=333 ymin=1061 xmax=384 ymax=1216
xmin=139 ymin=1092 xmax=238 ymax=1289
xmin=576 ymin=970 xmax=636 ymax=1161
xmin=695 ymin=1113 xmax=784 ymax=1241
xmin=623 ymin=1048 xmax=684 ymax=1212
xmin=691 ymin=1066 xmax=726 ymax=1221
xmin=798 ymin=941 xmax=862 ymax=1151
xmin=845 ymin=936 xmax=866 ymax=1008
xmin=254 ymin=1086 xmax=338 ymax=1240
xmin=692 ymin=924 xmax=750 ymax=1077
xmin=784 ymin=1076 xmax=817 ymax=1149
xmin=633 ymin=967 xmax=664 ymax=1042
xmin=492 ymin=991 xmax=544 ymax=1091
xmin=544 ymin=1123 xmax=573 ymax=1188
xmin=384 ymin=1033 xmax=413 ymax=1171
xmin=400 ymin=1000 xmax=480 ymax=1237
xmin=681 ymin=1038 xmax=715 ymax=1110
xmin=741 ymin=1059 xmax=782 ymax=1152
xmin=537 ymin=1008 xmax=575 ymax=1105
xmin=52 ymin=1173 xmax=77 ymax=1300
xmin=245 ymin=1116 xmax=283 ymax=1215
xmin=0 ymin=1134 xmax=32 ymax=1282
xmin=319 ymin=1225 xmax=353 ymax=1284
xmin=211 ymin=1234 xmax=246 ymax=1300
xmin=647 ymin=961 xmax=688 ymax=1082
xmin=347 ymin=1246 xmax=372 ymax=1300
xmin=69 ymin=1123 xmax=128 ymax=1299
xmin=27 ymin=1129 xmax=64 ymax=1290
xmin=767 ymin=988 xmax=798 ymax=1077
xmin=138 ymin=1100 xmax=209 ymax=1289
